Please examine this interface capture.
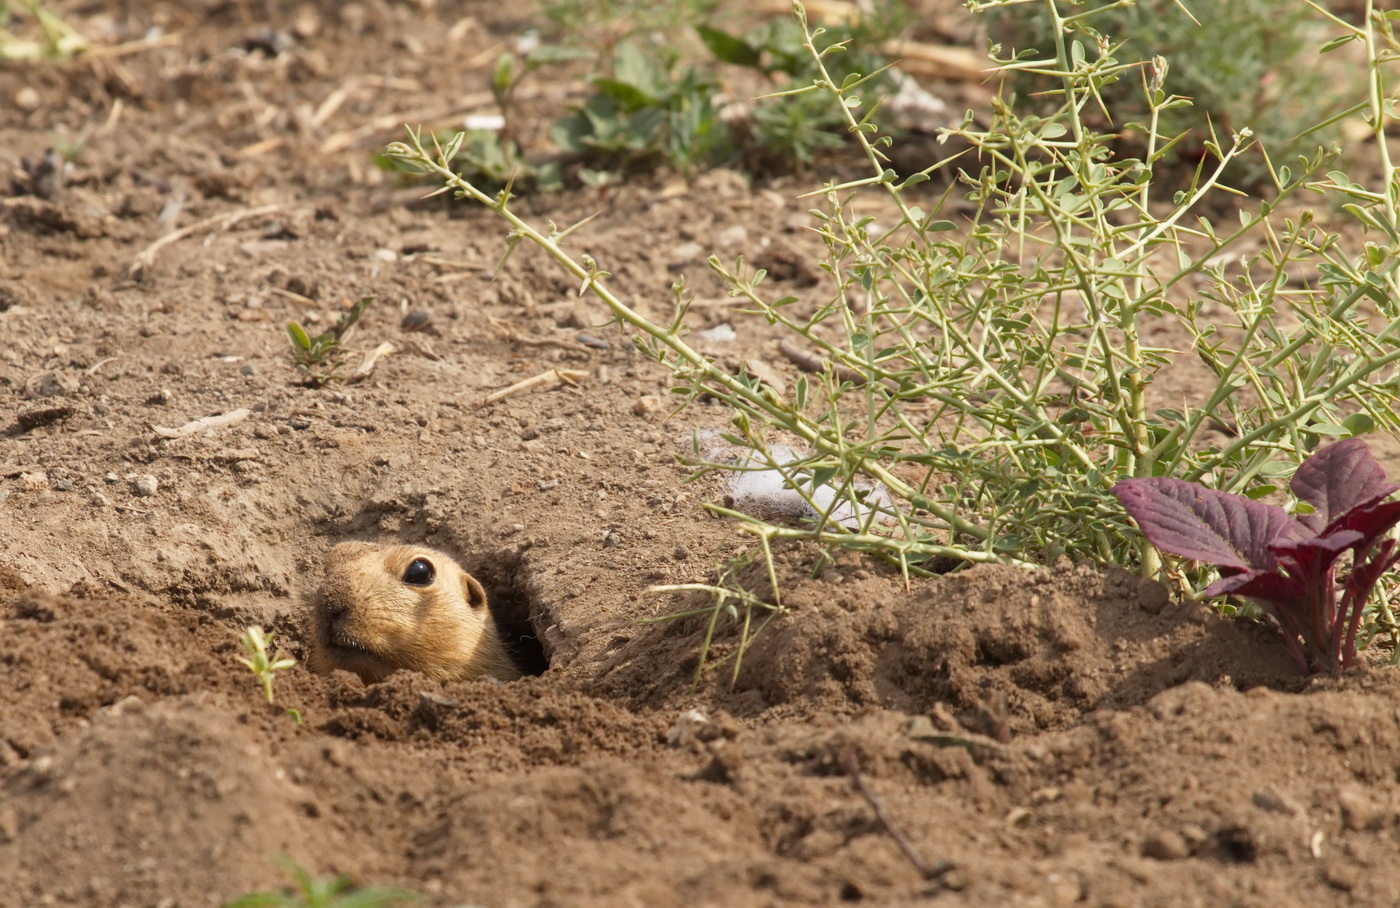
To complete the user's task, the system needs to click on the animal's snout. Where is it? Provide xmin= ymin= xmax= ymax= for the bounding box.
xmin=319 ymin=594 xmax=351 ymax=631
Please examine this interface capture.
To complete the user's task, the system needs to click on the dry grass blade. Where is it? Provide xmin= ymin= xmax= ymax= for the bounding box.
xmin=129 ymin=205 xmax=280 ymax=279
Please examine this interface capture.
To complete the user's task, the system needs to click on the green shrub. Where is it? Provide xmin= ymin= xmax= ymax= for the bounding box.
xmin=984 ymin=0 xmax=1349 ymax=183
xmin=388 ymin=0 xmax=1400 ymax=668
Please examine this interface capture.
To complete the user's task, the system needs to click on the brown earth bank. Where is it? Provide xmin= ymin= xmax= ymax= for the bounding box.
xmin=3 ymin=2 xmax=1400 ymax=907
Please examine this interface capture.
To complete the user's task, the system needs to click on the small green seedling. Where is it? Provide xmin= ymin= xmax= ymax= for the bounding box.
xmin=0 ymin=0 xmax=89 ymax=60
xmin=237 ymin=625 xmax=296 ymax=706
xmin=286 ymin=296 xmax=371 ymax=387
xmin=224 ymin=857 xmax=423 ymax=908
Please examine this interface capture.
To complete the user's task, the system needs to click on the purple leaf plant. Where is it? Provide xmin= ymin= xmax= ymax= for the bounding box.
xmin=1112 ymin=438 xmax=1400 ymax=675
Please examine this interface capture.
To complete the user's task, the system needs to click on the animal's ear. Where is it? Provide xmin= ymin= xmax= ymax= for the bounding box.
xmin=461 ymin=572 xmax=489 ymax=611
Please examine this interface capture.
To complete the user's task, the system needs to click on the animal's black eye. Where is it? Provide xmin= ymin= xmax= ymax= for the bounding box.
xmin=402 ymin=558 xmax=435 ymax=586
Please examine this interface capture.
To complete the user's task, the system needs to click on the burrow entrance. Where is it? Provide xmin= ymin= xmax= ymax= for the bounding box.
xmin=469 ymin=550 xmax=550 ymax=678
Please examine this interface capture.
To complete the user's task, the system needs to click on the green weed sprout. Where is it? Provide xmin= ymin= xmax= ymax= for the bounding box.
xmin=0 ymin=0 xmax=88 ymax=60
xmin=237 ymin=626 xmax=296 ymax=706
xmin=286 ymin=297 xmax=371 ymax=387
xmin=224 ymin=858 xmax=423 ymax=908
xmin=386 ymin=0 xmax=1400 ymax=655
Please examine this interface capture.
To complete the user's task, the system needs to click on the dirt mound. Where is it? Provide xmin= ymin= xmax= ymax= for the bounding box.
xmin=1 ymin=591 xmax=236 ymax=759
xmin=594 ymin=562 xmax=1301 ymax=728
xmin=1 ymin=697 xmax=334 ymax=907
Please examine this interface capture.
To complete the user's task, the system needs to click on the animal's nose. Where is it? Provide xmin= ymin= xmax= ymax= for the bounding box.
xmin=321 ymin=595 xmax=350 ymax=624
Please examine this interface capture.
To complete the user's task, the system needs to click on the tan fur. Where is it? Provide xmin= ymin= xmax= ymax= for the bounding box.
xmin=308 ymin=542 xmax=521 ymax=684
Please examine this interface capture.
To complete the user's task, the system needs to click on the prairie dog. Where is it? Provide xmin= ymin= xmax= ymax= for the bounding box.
xmin=308 ymin=542 xmax=522 ymax=684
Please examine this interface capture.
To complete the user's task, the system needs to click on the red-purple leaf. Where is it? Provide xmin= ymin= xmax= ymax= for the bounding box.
xmin=1116 ymin=438 xmax=1400 ymax=676
xmin=1291 ymin=438 xmax=1400 ymax=532
xmin=1330 ymin=499 xmax=1400 ymax=554
xmin=1204 ymin=568 xmax=1303 ymax=603
xmin=1112 ymin=478 xmax=1308 ymax=572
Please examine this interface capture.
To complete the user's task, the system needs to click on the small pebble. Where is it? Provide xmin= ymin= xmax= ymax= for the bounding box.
xmin=14 ymin=86 xmax=40 ymax=112
xmin=1252 ymin=786 xmax=1303 ymax=817
xmin=53 ymin=478 xmax=73 ymax=492
xmin=696 ymin=323 xmax=736 ymax=344
xmin=239 ymin=363 xmax=257 ymax=376
xmin=1142 ymin=831 xmax=1190 ymax=861
xmin=537 ymin=480 xmax=558 ymax=492
xmin=673 ymin=544 xmax=690 ymax=560
xmin=132 ymin=475 xmax=159 ymax=497
xmin=714 ymin=225 xmax=748 ymax=248
xmin=401 ymin=310 xmax=434 ymax=333
xmin=603 ymin=532 xmax=621 ymax=548
xmin=1337 ymin=786 xmax=1383 ymax=831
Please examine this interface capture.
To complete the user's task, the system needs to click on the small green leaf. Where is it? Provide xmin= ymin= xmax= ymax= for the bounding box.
xmin=286 ymin=322 xmax=312 ymax=352
xmin=1343 ymin=413 xmax=1376 ymax=436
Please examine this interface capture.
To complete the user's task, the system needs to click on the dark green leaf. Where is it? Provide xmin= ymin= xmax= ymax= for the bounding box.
xmin=696 ymin=25 xmax=761 ymax=67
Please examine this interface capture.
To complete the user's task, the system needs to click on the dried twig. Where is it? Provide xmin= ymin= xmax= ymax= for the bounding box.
xmin=841 ymin=754 xmax=949 ymax=880
xmin=152 ymin=408 xmax=251 ymax=439
xmin=268 ymin=286 xmax=319 ymax=307
xmin=486 ymin=314 xmax=591 ymax=353
xmin=352 ymin=341 xmax=396 ymax=379
xmin=481 ymin=368 xmax=588 ymax=406
xmin=129 ymin=205 xmax=280 ymax=279
xmin=778 ymin=339 xmax=870 ymax=387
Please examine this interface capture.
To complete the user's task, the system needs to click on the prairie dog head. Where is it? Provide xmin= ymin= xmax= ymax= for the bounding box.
xmin=308 ymin=542 xmax=521 ymax=683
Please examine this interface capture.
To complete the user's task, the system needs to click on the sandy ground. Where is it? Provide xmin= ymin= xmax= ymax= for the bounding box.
xmin=4 ymin=2 xmax=1400 ymax=906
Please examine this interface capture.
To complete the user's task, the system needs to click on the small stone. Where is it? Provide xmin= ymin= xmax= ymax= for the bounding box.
xmin=19 ymin=471 xmax=47 ymax=489
xmin=673 ymin=544 xmax=690 ymax=560
xmin=239 ymin=363 xmax=257 ymax=376
xmin=104 ymin=472 xmax=119 ymax=484
xmin=741 ymin=358 xmax=786 ymax=394
xmin=669 ymin=241 xmax=705 ymax=265
xmin=14 ymin=86 xmax=40 ymax=112
xmin=373 ymin=248 xmax=398 ymax=263
xmin=105 ymin=695 xmax=145 ymax=718
xmin=400 ymin=310 xmax=434 ymax=333
xmin=668 ymin=708 xmax=709 ymax=747
xmin=603 ymin=532 xmax=621 ymax=548
xmin=1142 ymin=831 xmax=1190 ymax=861
xmin=633 ymin=395 xmax=660 ymax=416
xmin=1337 ymin=786 xmax=1383 ymax=831
xmin=696 ymin=323 xmax=736 ymax=344
xmin=1138 ymin=578 xmax=1170 ymax=613
xmin=132 ymin=474 xmax=159 ymax=497
xmin=1323 ymin=861 xmax=1360 ymax=892
xmin=537 ymin=480 xmax=558 ymax=492
xmin=714 ymin=225 xmax=748 ymax=248
xmin=1252 ymin=786 xmax=1303 ymax=817
xmin=53 ymin=478 xmax=73 ymax=492
xmin=939 ymin=868 xmax=969 ymax=892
